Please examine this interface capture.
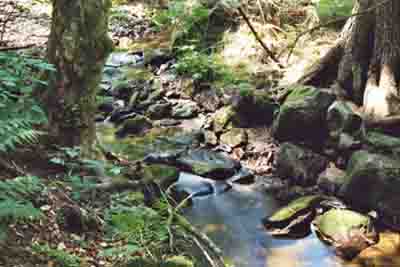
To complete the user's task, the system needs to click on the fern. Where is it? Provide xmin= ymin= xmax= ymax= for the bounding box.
xmin=32 ymin=243 xmax=82 ymax=267
xmin=0 ymin=176 xmax=43 ymax=222
xmin=0 ymin=176 xmax=44 ymax=241
xmin=0 ymin=51 xmax=54 ymax=152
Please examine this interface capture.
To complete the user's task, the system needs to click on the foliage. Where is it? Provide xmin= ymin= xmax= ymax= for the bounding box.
xmin=152 ymin=0 xmax=210 ymax=48
xmin=315 ymin=0 xmax=354 ymax=23
xmin=102 ymin=201 xmax=171 ymax=262
xmin=0 ymin=176 xmax=44 ymax=241
xmin=32 ymin=243 xmax=82 ymax=267
xmin=0 ymin=52 xmax=54 ymax=152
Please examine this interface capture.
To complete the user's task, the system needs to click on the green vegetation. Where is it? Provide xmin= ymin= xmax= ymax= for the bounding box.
xmin=0 ymin=176 xmax=44 ymax=241
xmin=0 ymin=52 xmax=54 ymax=152
xmin=32 ymin=243 xmax=82 ymax=267
xmin=316 ymin=0 xmax=354 ymax=23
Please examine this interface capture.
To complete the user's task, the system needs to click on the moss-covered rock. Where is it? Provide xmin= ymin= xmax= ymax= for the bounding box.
xmin=212 ymin=106 xmax=235 ymax=133
xmin=220 ymin=128 xmax=248 ymax=148
xmin=272 ymin=85 xmax=335 ymax=147
xmin=177 ymin=149 xmax=240 ymax=180
xmin=341 ymin=150 xmax=400 ymax=228
xmin=147 ymin=102 xmax=172 ymax=119
xmin=232 ymin=90 xmax=278 ymax=126
xmin=276 ymin=142 xmax=328 ymax=186
xmin=364 ymin=131 xmax=400 ymax=156
xmin=116 ymin=115 xmax=153 ymax=138
xmin=313 ymin=209 xmax=377 ymax=260
xmin=171 ymin=101 xmax=199 ymax=119
xmin=263 ymin=195 xmax=323 ymax=237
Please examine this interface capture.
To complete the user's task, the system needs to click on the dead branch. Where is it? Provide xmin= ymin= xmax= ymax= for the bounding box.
xmin=0 ymin=44 xmax=35 ymax=51
xmin=237 ymin=6 xmax=284 ymax=68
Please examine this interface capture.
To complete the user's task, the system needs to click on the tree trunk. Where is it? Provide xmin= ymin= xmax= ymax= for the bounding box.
xmin=298 ymin=0 xmax=400 ymax=122
xmin=43 ymin=0 xmax=113 ymax=156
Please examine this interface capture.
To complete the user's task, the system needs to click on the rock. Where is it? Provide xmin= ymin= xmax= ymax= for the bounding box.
xmin=177 ymin=149 xmax=241 ymax=180
xmin=154 ymin=119 xmax=181 ymax=127
xmin=161 ymin=256 xmax=194 ymax=267
xmin=98 ymin=100 xmax=114 ymax=114
xmin=312 ymin=209 xmax=378 ymax=260
xmin=231 ymin=90 xmax=278 ymax=126
xmin=275 ymin=142 xmax=328 ymax=186
xmin=125 ymin=257 xmax=157 ymax=267
xmin=272 ymin=85 xmax=336 ymax=147
xmin=364 ymin=131 xmax=400 ymax=156
xmin=326 ymin=101 xmax=363 ymax=151
xmin=139 ymin=164 xmax=180 ymax=206
xmin=147 ymin=102 xmax=172 ymax=119
xmin=116 ymin=115 xmax=153 ymax=138
xmin=109 ymin=108 xmax=138 ymax=124
xmin=354 ymin=232 xmax=400 ymax=267
xmin=227 ymin=167 xmax=254 ymax=184
xmin=263 ymin=195 xmax=323 ymax=237
xmin=317 ymin=164 xmax=347 ymax=195
xmin=220 ymin=128 xmax=248 ymax=148
xmin=195 ymin=89 xmax=222 ymax=112
xmin=171 ymin=101 xmax=199 ymax=119
xmin=212 ymin=106 xmax=235 ymax=133
xmin=340 ymin=150 xmax=400 ymax=228
xmin=204 ymin=130 xmax=218 ymax=146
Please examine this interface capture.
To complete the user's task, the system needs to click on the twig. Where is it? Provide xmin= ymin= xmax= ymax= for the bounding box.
xmin=0 ymin=44 xmax=35 ymax=51
xmin=284 ymin=0 xmax=393 ymax=62
xmin=192 ymin=236 xmax=220 ymax=267
xmin=0 ymin=156 xmax=26 ymax=176
xmin=237 ymin=6 xmax=284 ymax=68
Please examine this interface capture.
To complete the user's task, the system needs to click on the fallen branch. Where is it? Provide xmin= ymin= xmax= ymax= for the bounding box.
xmin=0 ymin=156 xmax=27 ymax=176
xmin=0 ymin=44 xmax=35 ymax=51
xmin=364 ymin=115 xmax=400 ymax=128
xmin=237 ymin=6 xmax=284 ymax=68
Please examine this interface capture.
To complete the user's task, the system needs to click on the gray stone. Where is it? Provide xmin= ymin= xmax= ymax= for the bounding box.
xmin=276 ymin=142 xmax=328 ymax=186
xmin=171 ymin=101 xmax=199 ymax=119
xmin=147 ymin=102 xmax=171 ymax=119
xmin=272 ymin=85 xmax=336 ymax=146
xmin=341 ymin=150 xmax=400 ymax=228
xmin=220 ymin=128 xmax=248 ymax=148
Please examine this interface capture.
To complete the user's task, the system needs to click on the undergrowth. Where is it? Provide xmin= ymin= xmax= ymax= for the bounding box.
xmin=0 ymin=52 xmax=54 ymax=152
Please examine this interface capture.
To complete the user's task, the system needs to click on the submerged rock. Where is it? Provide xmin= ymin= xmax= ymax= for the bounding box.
xmin=312 ymin=209 xmax=378 ymax=260
xmin=340 ymin=150 xmax=400 ymax=228
xmin=272 ymin=85 xmax=335 ymax=147
xmin=275 ymin=142 xmax=328 ymax=186
xmin=177 ymin=149 xmax=241 ymax=180
xmin=263 ymin=195 xmax=323 ymax=237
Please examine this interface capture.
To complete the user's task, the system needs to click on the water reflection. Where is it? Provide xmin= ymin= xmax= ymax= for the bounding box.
xmin=180 ymin=181 xmax=353 ymax=267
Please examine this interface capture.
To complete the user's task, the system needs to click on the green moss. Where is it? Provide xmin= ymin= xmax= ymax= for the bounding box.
xmin=286 ymin=85 xmax=319 ymax=102
xmin=161 ymin=256 xmax=194 ymax=267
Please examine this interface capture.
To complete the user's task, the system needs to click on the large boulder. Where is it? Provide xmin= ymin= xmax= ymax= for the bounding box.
xmin=272 ymin=85 xmax=335 ymax=146
xmin=276 ymin=142 xmax=328 ymax=186
xmin=341 ymin=150 xmax=400 ymax=228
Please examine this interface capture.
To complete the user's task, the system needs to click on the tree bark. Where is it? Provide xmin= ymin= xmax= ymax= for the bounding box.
xmin=298 ymin=0 xmax=400 ymax=121
xmin=43 ymin=0 xmax=113 ymax=156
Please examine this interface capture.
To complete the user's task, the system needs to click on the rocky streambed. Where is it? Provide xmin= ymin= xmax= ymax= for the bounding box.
xmin=95 ymin=51 xmax=400 ymax=267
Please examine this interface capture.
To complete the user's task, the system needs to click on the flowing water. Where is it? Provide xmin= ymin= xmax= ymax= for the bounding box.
xmin=176 ymin=174 xmax=355 ymax=267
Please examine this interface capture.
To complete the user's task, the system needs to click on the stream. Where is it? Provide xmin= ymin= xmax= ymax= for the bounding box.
xmin=98 ymin=52 xmax=385 ymax=267
xmin=176 ymin=174 xmax=348 ymax=267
